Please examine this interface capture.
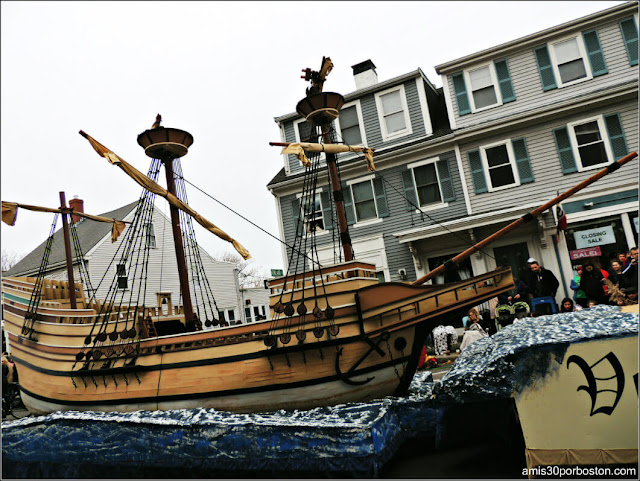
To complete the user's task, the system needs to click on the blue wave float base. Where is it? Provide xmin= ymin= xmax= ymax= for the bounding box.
xmin=1 ymin=373 xmax=436 ymax=478
xmin=3 ymin=306 xmax=638 ymax=478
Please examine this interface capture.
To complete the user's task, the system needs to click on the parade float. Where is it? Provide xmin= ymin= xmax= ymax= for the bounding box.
xmin=2 ymin=57 xmax=638 ymax=478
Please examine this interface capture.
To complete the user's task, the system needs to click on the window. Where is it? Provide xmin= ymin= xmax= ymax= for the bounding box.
xmin=413 ymin=163 xmax=442 ymax=206
xmin=302 ymin=193 xmax=324 ymax=232
xmin=227 ymin=309 xmax=235 ymax=322
xmin=484 ymin=144 xmax=516 ymax=188
xmin=553 ymin=37 xmax=588 ymax=84
xmin=338 ymin=104 xmax=363 ymax=146
xmin=244 ymin=306 xmax=252 ymax=323
xmin=468 ymin=65 xmax=498 ymax=109
xmin=350 ymin=180 xmax=377 ymax=222
xmin=403 ymin=157 xmax=456 ymax=209
xmin=537 ymin=33 xmax=606 ymax=90
xmin=572 ymin=120 xmax=607 ymax=168
xmin=116 ymin=264 xmax=128 ymax=289
xmin=554 ymin=113 xmax=628 ymax=174
xmin=480 ymin=142 xmax=519 ymax=191
xmin=145 ymin=223 xmax=156 ymax=248
xmin=292 ymin=191 xmax=332 ymax=234
xmin=566 ymin=116 xmax=614 ymax=171
xmin=452 ymin=59 xmax=515 ymax=116
xmin=375 ymin=85 xmax=412 ymax=140
xmin=344 ymin=176 xmax=389 ymax=224
xmin=295 ymin=119 xmax=316 ymax=143
xmin=467 ymin=138 xmax=534 ymax=194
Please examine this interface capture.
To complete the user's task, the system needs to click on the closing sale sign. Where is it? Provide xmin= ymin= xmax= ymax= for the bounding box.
xmin=574 ymin=225 xmax=616 ymax=249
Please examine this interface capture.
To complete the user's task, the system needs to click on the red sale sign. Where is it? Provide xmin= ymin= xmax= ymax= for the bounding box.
xmin=569 ymin=246 xmax=602 ymax=260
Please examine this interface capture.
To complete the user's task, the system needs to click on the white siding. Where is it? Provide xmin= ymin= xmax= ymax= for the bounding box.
xmin=87 ymin=205 xmax=239 ymax=312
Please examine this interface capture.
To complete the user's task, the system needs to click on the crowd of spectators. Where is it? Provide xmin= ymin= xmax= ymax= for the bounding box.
xmin=447 ymin=249 xmax=638 ymax=353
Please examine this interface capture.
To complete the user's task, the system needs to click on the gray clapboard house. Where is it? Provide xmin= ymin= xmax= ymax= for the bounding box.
xmin=432 ymin=1 xmax=638 ymax=299
xmin=5 ymin=199 xmax=270 ymax=325
xmin=267 ymin=1 xmax=638 ymax=306
xmin=268 ymin=62 xmax=459 ymax=284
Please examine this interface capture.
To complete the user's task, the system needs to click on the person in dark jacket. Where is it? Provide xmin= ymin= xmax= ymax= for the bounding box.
xmin=618 ymin=251 xmax=631 ymax=270
xmin=608 ymin=259 xmax=628 ymax=290
xmin=527 ymin=259 xmax=559 ymax=298
xmin=580 ymin=263 xmax=607 ymax=305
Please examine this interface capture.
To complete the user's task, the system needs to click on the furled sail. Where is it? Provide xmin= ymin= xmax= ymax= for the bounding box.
xmin=79 ymin=131 xmax=251 ymax=260
xmin=2 ymin=201 xmax=127 ymax=242
xmin=282 ymin=142 xmax=375 ymax=171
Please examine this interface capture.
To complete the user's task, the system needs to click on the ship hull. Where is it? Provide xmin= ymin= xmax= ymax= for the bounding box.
xmin=2 ymin=265 xmax=513 ymax=414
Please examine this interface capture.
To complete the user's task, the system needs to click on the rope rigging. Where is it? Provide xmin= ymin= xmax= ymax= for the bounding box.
xmin=173 ymin=159 xmax=220 ymax=328
xmin=264 ymin=122 xmax=340 ymax=355
xmin=73 ymin=159 xmax=162 ymax=371
xmin=21 ymin=214 xmax=59 ymax=339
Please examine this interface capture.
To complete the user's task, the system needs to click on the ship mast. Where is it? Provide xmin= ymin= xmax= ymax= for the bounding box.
xmin=59 ymin=191 xmax=77 ymax=310
xmin=297 ymin=57 xmax=353 ymax=262
xmin=137 ymin=120 xmax=197 ymax=329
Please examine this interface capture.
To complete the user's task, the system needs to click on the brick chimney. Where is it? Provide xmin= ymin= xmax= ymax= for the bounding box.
xmin=352 ymin=60 xmax=378 ymax=90
xmin=69 ymin=196 xmax=84 ymax=224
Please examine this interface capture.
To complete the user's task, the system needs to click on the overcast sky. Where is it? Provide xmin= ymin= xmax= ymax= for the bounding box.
xmin=1 ymin=1 xmax=625 ymax=276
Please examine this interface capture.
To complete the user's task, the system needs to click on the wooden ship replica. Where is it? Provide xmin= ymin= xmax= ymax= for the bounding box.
xmin=2 ymin=58 xmax=636 ymax=416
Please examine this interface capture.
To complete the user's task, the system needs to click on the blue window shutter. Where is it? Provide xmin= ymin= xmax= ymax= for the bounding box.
xmin=436 ymin=159 xmax=456 ymax=202
xmin=320 ymin=191 xmax=334 ymax=230
xmin=620 ymin=17 xmax=639 ymax=66
xmin=467 ymin=150 xmax=488 ymax=194
xmin=553 ymin=127 xmax=577 ymax=174
xmin=342 ymin=186 xmax=356 ymax=226
xmin=511 ymin=138 xmax=534 ymax=184
xmin=291 ymin=198 xmax=301 ymax=234
xmin=604 ymin=113 xmax=629 ymax=161
xmin=534 ymin=45 xmax=557 ymax=91
xmin=401 ymin=170 xmax=418 ymax=211
xmin=494 ymin=59 xmax=516 ymax=103
xmin=451 ymin=73 xmax=471 ymax=115
xmin=372 ymin=177 xmax=389 ymax=218
xmin=582 ymin=29 xmax=608 ymax=77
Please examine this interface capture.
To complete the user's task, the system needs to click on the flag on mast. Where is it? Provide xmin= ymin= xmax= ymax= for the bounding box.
xmin=554 ymin=204 xmax=568 ymax=244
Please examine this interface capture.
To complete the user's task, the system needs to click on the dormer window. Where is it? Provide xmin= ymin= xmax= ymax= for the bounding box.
xmin=296 ymin=119 xmax=316 ymax=143
xmin=534 ymin=30 xmax=607 ymax=91
xmin=468 ymin=65 xmax=498 ymax=109
xmin=374 ymin=85 xmax=412 ymax=141
xmin=451 ymin=59 xmax=515 ymax=116
xmin=338 ymin=105 xmax=363 ymax=146
xmin=552 ymin=37 xmax=588 ymax=84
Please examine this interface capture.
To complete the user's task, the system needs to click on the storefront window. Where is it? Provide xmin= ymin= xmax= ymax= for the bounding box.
xmin=565 ymin=217 xmax=628 ymax=270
